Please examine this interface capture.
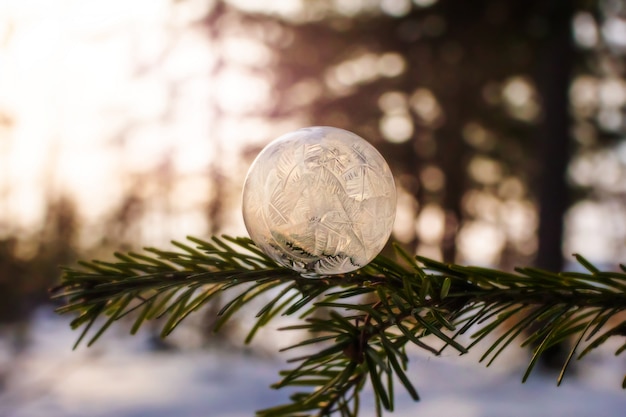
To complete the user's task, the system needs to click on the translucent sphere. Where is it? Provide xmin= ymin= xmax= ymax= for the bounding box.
xmin=242 ymin=126 xmax=396 ymax=276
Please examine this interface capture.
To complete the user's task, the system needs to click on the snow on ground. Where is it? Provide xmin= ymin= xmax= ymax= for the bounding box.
xmin=0 ymin=307 xmax=625 ymax=417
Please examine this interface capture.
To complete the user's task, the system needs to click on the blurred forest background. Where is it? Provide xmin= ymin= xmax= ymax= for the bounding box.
xmin=1 ymin=0 xmax=626 ymax=388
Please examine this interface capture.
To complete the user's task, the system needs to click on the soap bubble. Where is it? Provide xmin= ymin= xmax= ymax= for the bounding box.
xmin=242 ymin=126 xmax=396 ymax=277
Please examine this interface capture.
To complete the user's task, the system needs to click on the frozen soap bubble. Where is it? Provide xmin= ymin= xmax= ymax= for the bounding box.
xmin=242 ymin=126 xmax=396 ymax=277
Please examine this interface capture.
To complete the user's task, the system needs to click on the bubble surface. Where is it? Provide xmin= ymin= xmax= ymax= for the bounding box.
xmin=242 ymin=126 xmax=396 ymax=276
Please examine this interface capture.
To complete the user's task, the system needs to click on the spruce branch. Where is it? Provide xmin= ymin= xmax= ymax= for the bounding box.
xmin=51 ymin=236 xmax=626 ymax=416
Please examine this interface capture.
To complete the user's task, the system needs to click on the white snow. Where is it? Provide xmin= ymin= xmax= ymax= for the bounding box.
xmin=1 ymin=307 xmax=624 ymax=417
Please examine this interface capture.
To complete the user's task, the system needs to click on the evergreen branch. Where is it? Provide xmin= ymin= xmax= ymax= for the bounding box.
xmin=51 ymin=236 xmax=626 ymax=416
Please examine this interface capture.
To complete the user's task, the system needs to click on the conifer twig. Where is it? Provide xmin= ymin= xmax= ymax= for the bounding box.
xmin=51 ymin=235 xmax=626 ymax=416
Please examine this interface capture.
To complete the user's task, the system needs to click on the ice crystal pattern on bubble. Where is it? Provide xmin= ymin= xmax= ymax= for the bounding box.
xmin=243 ymin=127 xmax=396 ymax=276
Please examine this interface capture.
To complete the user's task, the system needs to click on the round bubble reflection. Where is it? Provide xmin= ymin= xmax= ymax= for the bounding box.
xmin=242 ymin=126 xmax=396 ymax=276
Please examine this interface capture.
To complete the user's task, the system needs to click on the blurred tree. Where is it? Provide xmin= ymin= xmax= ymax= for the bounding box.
xmin=243 ymin=1 xmax=520 ymax=261
xmin=534 ymin=0 xmax=574 ymax=273
xmin=0 ymin=196 xmax=78 ymax=351
xmin=252 ymin=0 xmax=572 ymax=269
xmin=531 ymin=0 xmax=576 ymax=370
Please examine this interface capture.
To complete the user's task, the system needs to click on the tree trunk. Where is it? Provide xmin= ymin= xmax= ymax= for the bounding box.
xmin=535 ymin=0 xmax=574 ymax=272
xmin=533 ymin=0 xmax=575 ymax=369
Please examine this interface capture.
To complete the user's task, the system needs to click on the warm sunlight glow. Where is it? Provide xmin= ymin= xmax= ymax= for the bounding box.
xmin=457 ymin=221 xmax=506 ymax=265
xmin=0 ymin=0 xmax=275 ymax=245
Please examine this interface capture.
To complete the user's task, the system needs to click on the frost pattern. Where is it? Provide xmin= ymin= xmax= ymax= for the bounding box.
xmin=243 ymin=127 xmax=396 ymax=276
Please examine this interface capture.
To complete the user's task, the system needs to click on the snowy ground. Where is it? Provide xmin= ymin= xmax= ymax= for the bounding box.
xmin=0 ymin=307 xmax=625 ymax=417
